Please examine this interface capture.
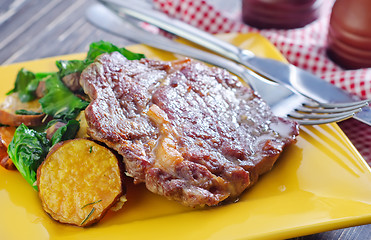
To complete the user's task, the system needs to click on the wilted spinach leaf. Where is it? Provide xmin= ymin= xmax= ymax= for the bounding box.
xmin=86 ymin=40 xmax=145 ymax=61
xmin=15 ymin=110 xmax=43 ymax=115
xmin=7 ymin=70 xmax=57 ymax=103
xmin=55 ymin=60 xmax=86 ymax=79
xmin=7 ymin=120 xmax=80 ymax=191
xmin=7 ymin=124 xmax=50 ymax=191
xmin=50 ymin=119 xmax=80 ymax=147
xmin=56 ymin=40 xmax=145 ymax=78
xmin=7 ymin=68 xmax=37 ymax=102
xmin=38 ymin=73 xmax=89 ymax=121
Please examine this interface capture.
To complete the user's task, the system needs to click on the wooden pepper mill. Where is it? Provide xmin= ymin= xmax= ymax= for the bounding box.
xmin=327 ymin=0 xmax=371 ymax=69
xmin=242 ymin=0 xmax=323 ymax=29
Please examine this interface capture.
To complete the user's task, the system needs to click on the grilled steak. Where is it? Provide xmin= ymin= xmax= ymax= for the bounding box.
xmin=80 ymin=52 xmax=299 ymax=207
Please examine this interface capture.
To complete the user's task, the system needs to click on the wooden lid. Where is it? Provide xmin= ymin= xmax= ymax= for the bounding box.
xmin=242 ymin=0 xmax=323 ymax=29
xmin=327 ymin=0 xmax=371 ymax=69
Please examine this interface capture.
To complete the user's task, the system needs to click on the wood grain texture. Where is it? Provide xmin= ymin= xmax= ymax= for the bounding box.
xmin=0 ymin=0 xmax=370 ymax=239
xmin=0 ymin=0 xmax=133 ymax=64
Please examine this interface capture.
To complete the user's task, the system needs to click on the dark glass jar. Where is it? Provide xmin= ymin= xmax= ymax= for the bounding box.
xmin=242 ymin=0 xmax=323 ymax=29
xmin=327 ymin=0 xmax=371 ymax=69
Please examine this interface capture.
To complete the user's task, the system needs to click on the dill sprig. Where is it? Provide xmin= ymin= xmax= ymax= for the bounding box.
xmin=81 ymin=199 xmax=102 ymax=209
xmin=80 ymin=207 xmax=96 ymax=226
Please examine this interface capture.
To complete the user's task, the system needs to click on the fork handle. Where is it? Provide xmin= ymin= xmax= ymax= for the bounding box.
xmin=98 ymin=0 xmax=255 ymax=62
xmin=87 ymin=3 xmax=298 ymax=110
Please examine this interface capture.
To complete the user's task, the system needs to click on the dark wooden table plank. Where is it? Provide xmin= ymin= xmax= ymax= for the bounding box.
xmin=0 ymin=0 xmax=133 ymax=65
xmin=0 ymin=0 xmax=370 ymax=239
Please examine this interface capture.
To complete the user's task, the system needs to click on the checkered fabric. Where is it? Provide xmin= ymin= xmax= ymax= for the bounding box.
xmin=153 ymin=0 xmax=371 ymax=165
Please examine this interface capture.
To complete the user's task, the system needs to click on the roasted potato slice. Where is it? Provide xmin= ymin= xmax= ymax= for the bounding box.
xmin=75 ymin=111 xmax=89 ymax=139
xmin=0 ymin=93 xmax=46 ymax=127
xmin=0 ymin=126 xmax=16 ymax=170
xmin=37 ymin=139 xmax=125 ymax=227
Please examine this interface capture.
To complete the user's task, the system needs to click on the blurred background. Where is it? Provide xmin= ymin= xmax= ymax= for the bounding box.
xmin=0 ymin=0 xmax=244 ymax=64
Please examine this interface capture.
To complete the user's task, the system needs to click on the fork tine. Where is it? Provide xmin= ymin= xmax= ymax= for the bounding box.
xmin=296 ymin=103 xmax=367 ymax=114
xmin=291 ymin=112 xmax=356 ymax=125
xmin=303 ymin=99 xmax=370 ymax=109
xmin=288 ymin=108 xmax=362 ymax=120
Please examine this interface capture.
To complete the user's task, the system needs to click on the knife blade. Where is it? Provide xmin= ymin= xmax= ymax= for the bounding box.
xmin=97 ymin=0 xmax=371 ymax=126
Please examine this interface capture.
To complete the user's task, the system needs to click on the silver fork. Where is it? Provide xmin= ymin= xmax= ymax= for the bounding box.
xmin=86 ymin=4 xmax=369 ymax=125
xmin=287 ymin=100 xmax=369 ymax=125
xmin=220 ymin=61 xmax=369 ymax=125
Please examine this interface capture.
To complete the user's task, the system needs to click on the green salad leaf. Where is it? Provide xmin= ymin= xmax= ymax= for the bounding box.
xmin=86 ymin=40 xmax=145 ymax=61
xmin=50 ymin=119 xmax=80 ymax=147
xmin=6 ymin=70 xmax=89 ymax=121
xmin=38 ymin=73 xmax=89 ymax=121
xmin=55 ymin=60 xmax=86 ymax=79
xmin=7 ymin=68 xmax=38 ymax=102
xmin=15 ymin=110 xmax=43 ymax=115
xmin=7 ymin=70 xmax=59 ymax=103
xmin=7 ymin=120 xmax=80 ymax=191
xmin=7 ymin=124 xmax=50 ymax=191
xmin=56 ymin=40 xmax=145 ymax=78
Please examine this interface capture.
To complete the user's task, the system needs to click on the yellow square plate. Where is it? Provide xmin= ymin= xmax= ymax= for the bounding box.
xmin=1 ymin=33 xmax=371 ymax=240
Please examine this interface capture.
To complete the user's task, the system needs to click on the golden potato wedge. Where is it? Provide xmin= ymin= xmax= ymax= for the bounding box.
xmin=0 ymin=93 xmax=46 ymax=127
xmin=37 ymin=139 xmax=125 ymax=227
xmin=75 ymin=111 xmax=89 ymax=139
xmin=0 ymin=126 xmax=16 ymax=170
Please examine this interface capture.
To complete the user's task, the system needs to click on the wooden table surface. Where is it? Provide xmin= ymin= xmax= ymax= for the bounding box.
xmin=0 ymin=0 xmax=370 ymax=239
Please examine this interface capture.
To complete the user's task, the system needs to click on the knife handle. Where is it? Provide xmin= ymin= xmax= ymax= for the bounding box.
xmin=99 ymin=0 xmax=255 ymax=62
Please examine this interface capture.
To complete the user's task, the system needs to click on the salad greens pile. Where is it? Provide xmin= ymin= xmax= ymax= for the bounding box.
xmin=7 ymin=121 xmax=78 ymax=191
xmin=6 ymin=41 xmax=145 ymax=190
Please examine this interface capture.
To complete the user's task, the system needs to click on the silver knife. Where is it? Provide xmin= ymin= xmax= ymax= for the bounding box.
xmin=97 ymin=0 xmax=371 ymax=126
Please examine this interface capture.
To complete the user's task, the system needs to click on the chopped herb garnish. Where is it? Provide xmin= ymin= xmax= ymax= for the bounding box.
xmin=15 ymin=109 xmax=43 ymax=115
xmin=80 ymin=207 xmax=96 ymax=226
xmin=89 ymin=146 xmax=93 ymax=153
xmin=81 ymin=199 xmax=102 ymax=209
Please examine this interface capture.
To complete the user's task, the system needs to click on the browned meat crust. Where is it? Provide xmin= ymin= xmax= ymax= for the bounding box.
xmin=80 ymin=52 xmax=299 ymax=207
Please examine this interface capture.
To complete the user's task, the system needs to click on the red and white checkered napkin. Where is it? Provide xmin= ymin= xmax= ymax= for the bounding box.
xmin=153 ymin=0 xmax=371 ymax=165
